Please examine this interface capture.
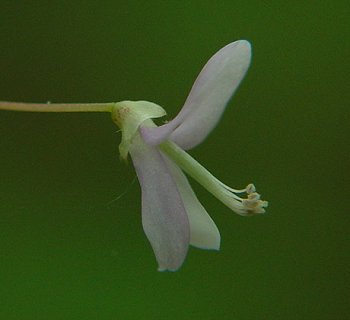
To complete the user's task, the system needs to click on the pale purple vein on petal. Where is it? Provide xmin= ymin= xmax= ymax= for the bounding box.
xmin=141 ymin=40 xmax=251 ymax=150
xmin=128 ymin=133 xmax=190 ymax=271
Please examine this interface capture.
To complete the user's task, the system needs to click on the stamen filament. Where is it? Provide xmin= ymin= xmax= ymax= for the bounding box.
xmin=0 ymin=101 xmax=115 ymax=113
xmin=219 ymin=182 xmax=256 ymax=194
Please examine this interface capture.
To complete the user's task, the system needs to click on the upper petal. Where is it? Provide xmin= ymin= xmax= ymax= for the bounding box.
xmin=128 ymin=133 xmax=190 ymax=271
xmin=141 ymin=40 xmax=251 ymax=149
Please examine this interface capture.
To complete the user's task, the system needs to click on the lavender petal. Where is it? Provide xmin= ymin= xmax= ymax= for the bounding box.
xmin=129 ymin=133 xmax=190 ymax=271
xmin=161 ymin=153 xmax=220 ymax=250
xmin=141 ymin=40 xmax=251 ymax=150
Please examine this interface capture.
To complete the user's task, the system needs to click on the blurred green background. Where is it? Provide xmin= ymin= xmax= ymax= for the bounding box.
xmin=0 ymin=1 xmax=349 ymax=319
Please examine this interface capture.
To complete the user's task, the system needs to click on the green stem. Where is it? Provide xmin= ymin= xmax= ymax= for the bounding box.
xmin=0 ymin=101 xmax=115 ymax=113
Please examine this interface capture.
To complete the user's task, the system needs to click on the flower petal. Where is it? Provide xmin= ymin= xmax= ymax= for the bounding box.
xmin=141 ymin=40 xmax=251 ymax=149
xmin=162 ymin=153 xmax=220 ymax=250
xmin=128 ymin=133 xmax=190 ymax=271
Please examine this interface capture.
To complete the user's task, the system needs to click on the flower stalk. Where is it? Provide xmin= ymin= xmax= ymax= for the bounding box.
xmin=0 ymin=101 xmax=115 ymax=113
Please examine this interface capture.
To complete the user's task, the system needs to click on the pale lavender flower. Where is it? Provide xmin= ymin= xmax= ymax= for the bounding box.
xmin=0 ymin=40 xmax=267 ymax=271
xmin=110 ymin=40 xmax=267 ymax=271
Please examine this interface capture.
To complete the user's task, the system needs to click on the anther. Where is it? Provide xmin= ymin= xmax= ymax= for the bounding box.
xmin=246 ymin=184 xmax=256 ymax=194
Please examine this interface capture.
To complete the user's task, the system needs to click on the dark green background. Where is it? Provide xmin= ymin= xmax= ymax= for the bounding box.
xmin=0 ymin=1 xmax=349 ymax=319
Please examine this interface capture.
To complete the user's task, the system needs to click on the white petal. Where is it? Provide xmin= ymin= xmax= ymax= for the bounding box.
xmin=162 ymin=153 xmax=220 ymax=250
xmin=129 ymin=133 xmax=190 ymax=271
xmin=141 ymin=40 xmax=251 ymax=150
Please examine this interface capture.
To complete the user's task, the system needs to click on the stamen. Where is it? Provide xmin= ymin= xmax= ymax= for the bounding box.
xmin=160 ymin=141 xmax=268 ymax=216
xmin=218 ymin=182 xmax=268 ymax=215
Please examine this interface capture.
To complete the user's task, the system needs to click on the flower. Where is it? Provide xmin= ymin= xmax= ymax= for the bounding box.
xmin=110 ymin=40 xmax=267 ymax=271
xmin=0 ymin=40 xmax=268 ymax=272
